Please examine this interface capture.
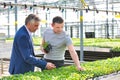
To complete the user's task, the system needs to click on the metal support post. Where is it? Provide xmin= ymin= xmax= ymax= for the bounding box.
xmin=0 ymin=58 xmax=3 ymax=74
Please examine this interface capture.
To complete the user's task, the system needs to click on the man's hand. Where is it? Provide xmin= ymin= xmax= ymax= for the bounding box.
xmin=46 ymin=62 xmax=56 ymax=70
xmin=77 ymin=66 xmax=84 ymax=71
xmin=40 ymin=46 xmax=48 ymax=54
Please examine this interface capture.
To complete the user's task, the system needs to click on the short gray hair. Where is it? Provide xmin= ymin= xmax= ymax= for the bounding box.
xmin=25 ymin=14 xmax=40 ymax=25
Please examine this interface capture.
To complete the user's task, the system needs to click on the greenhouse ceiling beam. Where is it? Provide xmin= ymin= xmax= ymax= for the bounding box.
xmin=0 ymin=2 xmax=120 ymax=13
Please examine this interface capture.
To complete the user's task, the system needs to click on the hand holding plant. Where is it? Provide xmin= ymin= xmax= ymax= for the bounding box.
xmin=43 ymin=42 xmax=52 ymax=53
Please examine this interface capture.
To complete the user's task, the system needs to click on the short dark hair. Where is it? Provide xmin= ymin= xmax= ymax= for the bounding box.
xmin=52 ymin=16 xmax=64 ymax=24
xmin=25 ymin=14 xmax=40 ymax=25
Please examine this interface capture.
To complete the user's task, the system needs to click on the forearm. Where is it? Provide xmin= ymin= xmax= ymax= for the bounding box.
xmin=40 ymin=39 xmax=45 ymax=52
xmin=25 ymin=55 xmax=47 ymax=69
xmin=68 ymin=45 xmax=84 ymax=71
xmin=40 ymin=44 xmax=44 ymax=52
xmin=70 ymin=51 xmax=81 ymax=67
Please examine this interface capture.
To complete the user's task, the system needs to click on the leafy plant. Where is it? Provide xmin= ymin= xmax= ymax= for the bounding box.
xmin=110 ymin=47 xmax=120 ymax=52
xmin=43 ymin=42 xmax=49 ymax=49
xmin=1 ymin=57 xmax=120 ymax=80
xmin=43 ymin=42 xmax=52 ymax=53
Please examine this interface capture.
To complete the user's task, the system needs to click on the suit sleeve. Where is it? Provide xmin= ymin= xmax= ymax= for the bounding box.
xmin=17 ymin=35 xmax=47 ymax=70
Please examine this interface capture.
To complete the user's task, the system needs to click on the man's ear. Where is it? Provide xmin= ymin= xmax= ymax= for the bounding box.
xmin=27 ymin=22 xmax=32 ymax=30
xmin=27 ymin=22 xmax=31 ymax=26
xmin=51 ymin=23 xmax=54 ymax=28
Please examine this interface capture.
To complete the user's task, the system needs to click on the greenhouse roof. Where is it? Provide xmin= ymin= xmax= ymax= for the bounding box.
xmin=0 ymin=0 xmax=120 ymax=12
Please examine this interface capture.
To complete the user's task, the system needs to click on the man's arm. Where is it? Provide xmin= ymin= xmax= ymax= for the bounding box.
xmin=40 ymin=39 xmax=48 ymax=53
xmin=68 ymin=44 xmax=84 ymax=71
xmin=18 ymin=36 xmax=55 ymax=70
xmin=40 ymin=39 xmax=45 ymax=52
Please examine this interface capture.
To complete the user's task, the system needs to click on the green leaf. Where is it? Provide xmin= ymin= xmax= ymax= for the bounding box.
xmin=43 ymin=42 xmax=49 ymax=49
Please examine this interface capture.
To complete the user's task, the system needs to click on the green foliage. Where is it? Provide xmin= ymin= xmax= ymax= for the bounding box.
xmin=72 ymin=38 xmax=120 ymax=47
xmin=32 ymin=37 xmax=42 ymax=46
xmin=72 ymin=38 xmax=120 ymax=52
xmin=110 ymin=46 xmax=120 ymax=52
xmin=6 ymin=37 xmax=120 ymax=52
xmin=6 ymin=37 xmax=120 ymax=53
xmin=43 ymin=42 xmax=49 ymax=49
xmin=1 ymin=57 xmax=120 ymax=80
xmin=0 ymin=74 xmax=41 ymax=80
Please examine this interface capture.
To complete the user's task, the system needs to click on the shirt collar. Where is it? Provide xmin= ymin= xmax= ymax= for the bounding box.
xmin=25 ymin=25 xmax=32 ymax=37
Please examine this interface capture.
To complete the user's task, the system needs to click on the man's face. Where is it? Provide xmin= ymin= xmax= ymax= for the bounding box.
xmin=29 ymin=21 xmax=40 ymax=32
xmin=52 ymin=22 xmax=64 ymax=34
